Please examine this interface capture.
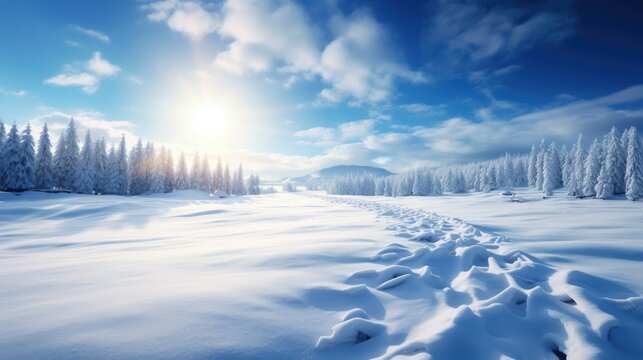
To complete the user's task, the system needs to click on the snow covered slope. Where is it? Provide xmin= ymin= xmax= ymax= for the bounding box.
xmin=1 ymin=191 xmax=641 ymax=359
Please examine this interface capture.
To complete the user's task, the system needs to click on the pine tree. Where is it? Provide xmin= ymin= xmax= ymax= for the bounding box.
xmin=142 ymin=142 xmax=155 ymax=192
xmin=190 ymin=152 xmax=201 ymax=190
xmin=480 ymin=166 xmax=491 ymax=193
xmin=93 ymin=138 xmax=107 ymax=194
xmin=175 ymin=153 xmax=189 ymax=190
xmin=561 ymin=145 xmax=570 ymax=189
xmin=0 ymin=120 xmax=6 ymax=188
xmin=129 ymin=138 xmax=146 ymax=195
xmin=60 ymin=119 xmax=80 ymax=190
xmin=502 ymin=153 xmax=513 ymax=190
xmin=621 ymin=129 xmax=630 ymax=161
xmin=104 ymin=145 xmax=118 ymax=194
xmin=433 ymin=176 xmax=442 ymax=195
xmin=213 ymin=157 xmax=223 ymax=191
xmin=445 ymin=170 xmax=454 ymax=193
xmin=527 ymin=145 xmax=537 ymax=187
xmin=34 ymin=123 xmax=54 ymax=189
xmin=612 ymin=128 xmax=627 ymax=194
xmin=514 ymin=158 xmax=527 ymax=187
xmin=223 ymin=163 xmax=231 ymax=194
xmin=199 ymin=156 xmax=211 ymax=192
xmin=234 ymin=164 xmax=246 ymax=195
xmin=550 ymin=143 xmax=562 ymax=188
xmin=74 ymin=131 xmax=95 ymax=194
xmin=246 ymin=174 xmax=261 ymax=195
xmin=456 ymin=172 xmax=467 ymax=193
xmin=583 ymin=138 xmax=602 ymax=197
xmin=231 ymin=167 xmax=240 ymax=195
xmin=571 ymin=134 xmax=585 ymax=196
xmin=595 ymin=128 xmax=624 ymax=199
xmin=53 ymin=132 xmax=66 ymax=189
xmin=148 ymin=154 xmax=165 ymax=194
xmin=542 ymin=143 xmax=558 ymax=197
xmin=567 ymin=142 xmax=578 ymax=196
xmin=626 ymin=127 xmax=643 ymax=201
xmin=374 ymin=177 xmax=385 ymax=195
xmin=2 ymin=124 xmax=22 ymax=191
xmin=18 ymin=124 xmax=36 ymax=191
xmin=116 ymin=136 xmax=129 ymax=195
xmin=412 ymin=168 xmax=432 ymax=196
xmin=383 ymin=178 xmax=392 ymax=196
xmin=535 ymin=139 xmax=546 ymax=190
xmin=161 ymin=147 xmax=175 ymax=193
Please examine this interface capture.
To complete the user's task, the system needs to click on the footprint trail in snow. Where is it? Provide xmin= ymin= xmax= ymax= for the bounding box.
xmin=309 ymin=194 xmax=643 ymax=360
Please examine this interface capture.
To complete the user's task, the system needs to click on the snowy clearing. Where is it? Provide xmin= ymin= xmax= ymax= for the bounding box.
xmin=1 ymin=191 xmax=642 ymax=359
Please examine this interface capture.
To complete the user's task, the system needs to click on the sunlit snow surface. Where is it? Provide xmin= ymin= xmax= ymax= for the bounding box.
xmin=1 ymin=190 xmax=642 ymax=359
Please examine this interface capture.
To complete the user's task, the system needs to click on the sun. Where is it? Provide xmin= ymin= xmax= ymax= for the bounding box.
xmin=191 ymin=104 xmax=227 ymax=137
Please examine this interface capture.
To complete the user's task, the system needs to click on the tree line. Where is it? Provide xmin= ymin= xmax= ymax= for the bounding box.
xmin=327 ymin=126 xmax=643 ymax=201
xmin=0 ymin=119 xmax=262 ymax=196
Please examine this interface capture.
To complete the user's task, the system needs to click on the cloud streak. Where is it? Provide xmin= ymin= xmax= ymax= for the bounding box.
xmin=1 ymin=88 xmax=27 ymax=97
xmin=68 ymin=24 xmax=110 ymax=43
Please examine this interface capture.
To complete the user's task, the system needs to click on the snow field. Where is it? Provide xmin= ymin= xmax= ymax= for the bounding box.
xmin=0 ymin=191 xmax=396 ymax=359
xmin=1 ymin=190 xmax=642 ymax=359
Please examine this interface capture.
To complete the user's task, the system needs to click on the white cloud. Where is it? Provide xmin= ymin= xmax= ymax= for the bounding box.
xmin=141 ymin=1 xmax=427 ymax=103
xmin=214 ymin=0 xmax=319 ymax=74
xmin=209 ymin=1 xmax=426 ymax=104
xmin=317 ymin=10 xmax=428 ymax=104
xmin=373 ymin=156 xmax=391 ymax=166
xmin=293 ymin=126 xmax=336 ymax=146
xmin=44 ymin=73 xmax=100 ymax=94
xmin=86 ymin=52 xmax=121 ymax=76
xmin=68 ymin=24 xmax=110 ymax=43
xmin=143 ymin=0 xmax=219 ymax=40
xmin=339 ymin=119 xmax=375 ymax=140
xmin=44 ymin=52 xmax=120 ymax=94
xmin=294 ymin=118 xmax=377 ymax=146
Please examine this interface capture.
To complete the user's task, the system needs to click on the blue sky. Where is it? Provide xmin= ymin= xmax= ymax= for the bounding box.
xmin=1 ymin=0 xmax=642 ymax=178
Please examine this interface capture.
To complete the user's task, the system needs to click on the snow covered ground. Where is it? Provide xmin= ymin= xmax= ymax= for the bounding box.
xmin=1 ymin=190 xmax=642 ymax=359
xmin=350 ymin=188 xmax=643 ymax=295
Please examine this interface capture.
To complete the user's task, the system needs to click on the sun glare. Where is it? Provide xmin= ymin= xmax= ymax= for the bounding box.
xmin=191 ymin=104 xmax=227 ymax=137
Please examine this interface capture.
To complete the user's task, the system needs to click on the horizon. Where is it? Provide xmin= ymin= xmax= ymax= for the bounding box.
xmin=1 ymin=0 xmax=643 ymax=179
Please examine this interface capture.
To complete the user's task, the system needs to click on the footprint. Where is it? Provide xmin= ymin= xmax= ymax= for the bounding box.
xmin=377 ymin=273 xmax=413 ymax=290
xmin=316 ymin=318 xmax=386 ymax=349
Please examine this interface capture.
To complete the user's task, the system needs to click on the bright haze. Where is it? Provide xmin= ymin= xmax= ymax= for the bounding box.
xmin=0 ymin=0 xmax=642 ymax=178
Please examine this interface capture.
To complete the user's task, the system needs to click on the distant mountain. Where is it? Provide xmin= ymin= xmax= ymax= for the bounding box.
xmin=287 ymin=165 xmax=393 ymax=186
